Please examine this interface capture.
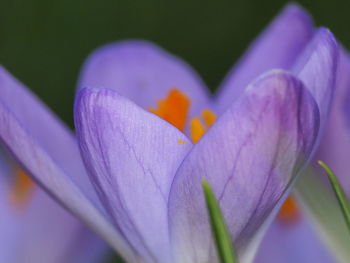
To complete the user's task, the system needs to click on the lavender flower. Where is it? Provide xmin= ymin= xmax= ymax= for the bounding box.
xmin=0 ymin=4 xmax=337 ymax=263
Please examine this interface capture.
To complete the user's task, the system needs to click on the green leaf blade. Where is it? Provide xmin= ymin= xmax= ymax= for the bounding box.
xmin=318 ymin=160 xmax=350 ymax=232
xmin=202 ymin=179 xmax=238 ymax=263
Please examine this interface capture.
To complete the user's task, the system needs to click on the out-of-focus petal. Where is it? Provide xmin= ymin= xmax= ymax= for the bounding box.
xmin=65 ymin=230 xmax=109 ymax=263
xmin=15 ymin=190 xmax=109 ymax=263
xmin=297 ymin=168 xmax=350 ymax=263
xmin=78 ymin=41 xmax=211 ymax=118
xmin=21 ymin=184 xmax=110 ymax=263
xmin=0 ymin=67 xmax=136 ymax=261
xmin=293 ymin=28 xmax=339 ymax=130
xmin=215 ymin=4 xmax=314 ymax=114
xmin=0 ymin=152 xmax=109 ymax=263
xmin=75 ymin=88 xmax=193 ymax=263
xmin=0 ymin=156 xmax=17 ymax=263
xmin=312 ymin=50 xmax=350 ymax=190
xmin=169 ymin=71 xmax=320 ymax=263
xmin=0 ymin=67 xmax=99 ymax=204
xmin=254 ymin=207 xmax=336 ymax=263
xmin=296 ymin=51 xmax=350 ymax=263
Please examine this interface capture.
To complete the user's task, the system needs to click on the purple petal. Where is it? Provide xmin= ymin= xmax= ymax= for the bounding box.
xmin=215 ymin=4 xmax=314 ymax=114
xmin=0 ymin=152 xmax=108 ymax=263
xmin=13 ymin=191 xmax=108 ymax=263
xmin=293 ymin=28 xmax=339 ymax=130
xmin=0 ymin=67 xmax=136 ymax=261
xmin=168 ymin=71 xmax=320 ymax=262
xmin=254 ymin=212 xmax=336 ymax=263
xmin=0 ymin=67 xmax=98 ymax=203
xmin=78 ymin=40 xmax=212 ymax=118
xmin=314 ymin=50 xmax=350 ymax=192
xmin=75 ymin=88 xmax=193 ymax=263
xmin=0 ymin=158 xmax=16 ymax=263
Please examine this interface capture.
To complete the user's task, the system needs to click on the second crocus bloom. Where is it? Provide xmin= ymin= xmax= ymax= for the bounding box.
xmin=0 ymin=150 xmax=108 ymax=263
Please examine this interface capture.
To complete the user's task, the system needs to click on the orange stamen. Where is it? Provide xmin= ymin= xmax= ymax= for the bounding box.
xmin=278 ymin=196 xmax=300 ymax=224
xmin=10 ymin=166 xmax=35 ymax=208
xmin=190 ymin=117 xmax=206 ymax=144
xmin=202 ymin=109 xmax=217 ymax=128
xmin=149 ymin=89 xmax=190 ymax=132
xmin=149 ymin=89 xmax=217 ymax=144
xmin=190 ymin=110 xmax=217 ymax=144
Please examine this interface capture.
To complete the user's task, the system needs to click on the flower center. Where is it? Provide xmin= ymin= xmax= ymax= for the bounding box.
xmin=149 ymin=88 xmax=216 ymax=144
xmin=9 ymin=166 xmax=35 ymax=208
xmin=278 ymin=196 xmax=300 ymax=224
xmin=151 ymin=89 xmax=299 ymax=223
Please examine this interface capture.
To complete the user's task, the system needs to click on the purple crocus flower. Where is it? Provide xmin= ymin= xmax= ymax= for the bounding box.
xmin=0 ymin=3 xmax=337 ymax=263
xmin=0 ymin=151 xmax=108 ymax=263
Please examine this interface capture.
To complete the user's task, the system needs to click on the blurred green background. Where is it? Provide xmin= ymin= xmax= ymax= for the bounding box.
xmin=0 ymin=0 xmax=349 ymax=127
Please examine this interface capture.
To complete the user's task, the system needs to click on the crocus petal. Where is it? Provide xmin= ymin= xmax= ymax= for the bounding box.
xmin=254 ymin=212 xmax=336 ymax=263
xmin=65 ymin=231 xmax=109 ymax=263
xmin=296 ymin=51 xmax=350 ymax=263
xmin=297 ymin=168 xmax=350 ymax=263
xmin=78 ymin=41 xmax=211 ymax=118
xmin=0 ymin=158 xmax=17 ymax=263
xmin=0 ymin=67 xmax=136 ymax=261
xmin=0 ymin=151 xmax=108 ymax=263
xmin=15 ymin=190 xmax=108 ymax=263
xmin=258 ymin=27 xmax=338 ymax=263
xmin=169 ymin=71 xmax=319 ymax=263
xmin=311 ymin=50 xmax=350 ymax=189
xmin=75 ymin=88 xmax=193 ymax=263
xmin=215 ymin=4 xmax=314 ymax=114
xmin=0 ymin=67 xmax=99 ymax=204
xmin=293 ymin=28 xmax=339 ymax=130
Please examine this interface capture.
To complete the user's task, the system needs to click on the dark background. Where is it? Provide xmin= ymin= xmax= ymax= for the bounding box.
xmin=1 ymin=0 xmax=349 ymax=128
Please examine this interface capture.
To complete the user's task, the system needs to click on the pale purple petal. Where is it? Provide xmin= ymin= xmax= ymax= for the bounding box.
xmin=0 ymin=66 xmax=99 ymax=204
xmin=14 ymin=190 xmax=108 ymax=263
xmin=0 ymin=156 xmax=17 ymax=263
xmin=314 ymin=50 xmax=350 ymax=192
xmin=169 ymin=71 xmax=319 ymax=263
xmin=293 ymin=28 xmax=339 ymax=130
xmin=0 ymin=152 xmax=109 ymax=263
xmin=65 ymin=231 xmax=110 ymax=263
xmin=215 ymin=4 xmax=314 ymax=114
xmin=78 ymin=40 xmax=212 ymax=118
xmin=254 ymin=213 xmax=336 ymax=263
xmin=75 ymin=88 xmax=193 ymax=263
xmin=0 ymin=67 xmax=136 ymax=261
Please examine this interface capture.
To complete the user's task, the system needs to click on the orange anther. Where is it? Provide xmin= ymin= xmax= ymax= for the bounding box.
xmin=278 ymin=196 xmax=300 ymax=224
xmin=149 ymin=89 xmax=190 ymax=132
xmin=202 ymin=109 xmax=216 ymax=128
xmin=10 ymin=166 xmax=35 ymax=208
xmin=190 ymin=117 xmax=206 ymax=144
